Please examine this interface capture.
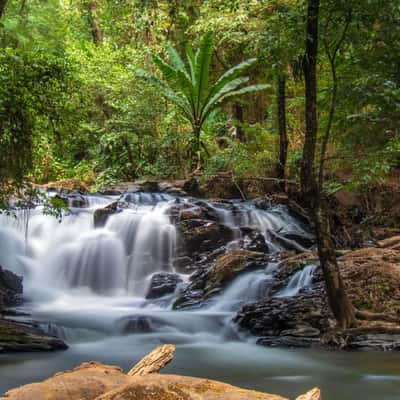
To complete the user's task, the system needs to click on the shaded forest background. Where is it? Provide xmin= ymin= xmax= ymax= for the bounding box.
xmin=0 ymin=0 xmax=399 ymax=191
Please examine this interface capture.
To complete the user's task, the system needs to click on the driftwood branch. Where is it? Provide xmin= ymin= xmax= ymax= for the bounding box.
xmin=127 ymin=344 xmax=176 ymax=376
xmin=296 ymin=387 xmax=321 ymax=400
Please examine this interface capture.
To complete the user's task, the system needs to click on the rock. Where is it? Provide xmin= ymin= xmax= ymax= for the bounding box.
xmin=93 ymin=201 xmax=119 ymax=227
xmin=206 ymin=250 xmax=266 ymax=292
xmin=338 ymin=243 xmax=400 ymax=318
xmin=0 ymin=319 xmax=68 ymax=353
xmin=241 ymin=227 xmax=269 ymax=252
xmin=178 ymin=219 xmax=234 ymax=254
xmin=43 ymin=179 xmax=90 ymax=193
xmin=146 ymin=273 xmax=183 ymax=299
xmin=1 ymin=362 xmax=132 ymax=400
xmin=96 ymin=374 xmax=287 ymax=400
xmin=173 ymin=256 xmax=193 ymax=273
xmin=0 ymin=265 xmax=23 ymax=309
xmin=235 ymin=282 xmax=331 ymax=348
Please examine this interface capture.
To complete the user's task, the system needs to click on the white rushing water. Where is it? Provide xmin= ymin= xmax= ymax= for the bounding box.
xmin=1 ymin=194 xmax=400 ymax=400
xmin=0 ymin=193 xmax=310 ymax=344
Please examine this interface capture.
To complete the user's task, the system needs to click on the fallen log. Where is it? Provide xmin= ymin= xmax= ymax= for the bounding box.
xmin=127 ymin=344 xmax=176 ymax=376
xmin=296 ymin=388 xmax=321 ymax=400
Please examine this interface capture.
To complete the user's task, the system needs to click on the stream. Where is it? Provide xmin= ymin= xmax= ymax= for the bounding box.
xmin=0 ymin=193 xmax=399 ymax=399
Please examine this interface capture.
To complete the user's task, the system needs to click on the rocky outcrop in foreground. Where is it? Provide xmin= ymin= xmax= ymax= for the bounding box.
xmin=1 ymin=345 xmax=319 ymax=400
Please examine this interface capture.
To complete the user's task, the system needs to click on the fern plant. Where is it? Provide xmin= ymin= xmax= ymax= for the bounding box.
xmin=141 ymin=33 xmax=269 ymax=168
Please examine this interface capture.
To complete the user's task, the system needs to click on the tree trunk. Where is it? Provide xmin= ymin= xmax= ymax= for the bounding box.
xmin=314 ymin=200 xmax=356 ymax=328
xmin=233 ymin=103 xmax=245 ymax=142
xmin=301 ymin=0 xmax=356 ymax=329
xmin=300 ymin=0 xmax=319 ymax=205
xmin=0 ymin=0 xmax=7 ymax=18
xmin=276 ymin=75 xmax=288 ymax=190
xmin=84 ymin=0 xmax=103 ymax=45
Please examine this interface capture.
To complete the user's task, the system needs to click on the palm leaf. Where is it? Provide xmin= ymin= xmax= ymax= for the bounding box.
xmin=185 ymin=44 xmax=196 ymax=84
xmin=194 ymin=32 xmax=214 ymax=114
xmin=200 ymin=77 xmax=249 ymax=119
xmin=166 ymin=43 xmax=190 ymax=80
xmin=201 ymin=84 xmax=270 ymax=125
xmin=203 ymin=58 xmax=258 ymax=107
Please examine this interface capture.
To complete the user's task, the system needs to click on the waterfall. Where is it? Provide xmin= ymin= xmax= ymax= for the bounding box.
xmin=0 ymin=191 xmax=314 ymax=349
xmin=275 ymin=265 xmax=317 ymax=298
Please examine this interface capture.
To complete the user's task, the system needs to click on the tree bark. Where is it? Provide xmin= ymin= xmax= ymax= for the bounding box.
xmin=0 ymin=0 xmax=7 ymax=18
xmin=83 ymin=0 xmax=103 ymax=45
xmin=300 ymin=0 xmax=319 ymax=204
xmin=233 ymin=103 xmax=245 ymax=142
xmin=301 ymin=0 xmax=356 ymax=329
xmin=128 ymin=344 xmax=176 ymax=376
xmin=314 ymin=201 xmax=356 ymax=328
xmin=276 ymin=75 xmax=288 ymax=190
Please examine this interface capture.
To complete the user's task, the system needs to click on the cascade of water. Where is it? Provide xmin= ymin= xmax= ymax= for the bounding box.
xmin=275 ymin=264 xmax=317 ymax=298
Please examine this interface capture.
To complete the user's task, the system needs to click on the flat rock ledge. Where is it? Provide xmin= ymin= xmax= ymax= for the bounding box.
xmin=0 ymin=319 xmax=68 ymax=353
xmin=0 ymin=345 xmax=319 ymax=400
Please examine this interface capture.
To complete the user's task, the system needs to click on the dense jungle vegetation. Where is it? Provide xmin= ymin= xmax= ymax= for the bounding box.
xmin=0 ymin=0 xmax=398 ymax=189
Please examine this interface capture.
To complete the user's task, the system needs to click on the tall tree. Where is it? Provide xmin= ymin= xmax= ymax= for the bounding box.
xmin=0 ymin=0 xmax=7 ymax=18
xmin=276 ymin=74 xmax=288 ymax=189
xmin=301 ymin=0 xmax=356 ymax=329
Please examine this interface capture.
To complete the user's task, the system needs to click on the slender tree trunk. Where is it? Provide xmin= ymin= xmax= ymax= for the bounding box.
xmin=276 ymin=75 xmax=288 ymax=190
xmin=300 ymin=0 xmax=319 ymax=204
xmin=192 ymin=125 xmax=201 ymax=172
xmin=233 ymin=103 xmax=245 ymax=142
xmin=301 ymin=0 xmax=356 ymax=329
xmin=83 ymin=0 xmax=103 ymax=45
xmin=0 ymin=0 xmax=7 ymax=18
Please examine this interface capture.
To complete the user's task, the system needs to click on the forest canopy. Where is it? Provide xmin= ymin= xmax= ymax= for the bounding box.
xmin=0 ymin=0 xmax=399 ymax=190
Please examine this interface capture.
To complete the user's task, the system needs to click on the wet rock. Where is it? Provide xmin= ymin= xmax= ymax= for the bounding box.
xmin=235 ymin=279 xmax=332 ymax=348
xmin=93 ymin=201 xmax=119 ymax=228
xmin=119 ymin=315 xmax=169 ymax=334
xmin=173 ymin=256 xmax=193 ymax=273
xmin=344 ymin=334 xmax=400 ymax=351
xmin=178 ymin=219 xmax=234 ymax=254
xmin=241 ymin=227 xmax=269 ymax=253
xmin=0 ymin=265 xmax=23 ymax=309
xmin=0 ymin=319 xmax=68 ymax=353
xmin=206 ymin=250 xmax=266 ymax=292
xmin=146 ymin=273 xmax=183 ymax=299
xmin=173 ymin=251 xmax=268 ymax=310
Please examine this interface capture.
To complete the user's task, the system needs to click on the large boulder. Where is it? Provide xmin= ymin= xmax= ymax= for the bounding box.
xmin=0 ymin=265 xmax=23 ymax=309
xmin=95 ymin=374 xmax=286 ymax=400
xmin=1 ymin=364 xmax=287 ymax=400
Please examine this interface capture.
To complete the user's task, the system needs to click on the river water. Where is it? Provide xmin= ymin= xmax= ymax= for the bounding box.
xmin=0 ymin=193 xmax=399 ymax=399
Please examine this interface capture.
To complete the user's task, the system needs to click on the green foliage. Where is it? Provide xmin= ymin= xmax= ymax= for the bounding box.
xmin=147 ymin=32 xmax=269 ymax=166
xmin=0 ymin=0 xmax=398 ymax=191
